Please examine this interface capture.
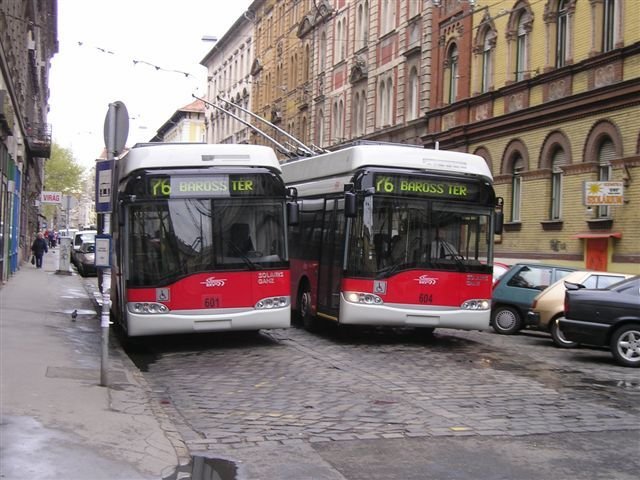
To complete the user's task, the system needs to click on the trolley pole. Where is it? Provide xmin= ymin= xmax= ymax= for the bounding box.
xmin=100 ymin=101 xmax=128 ymax=387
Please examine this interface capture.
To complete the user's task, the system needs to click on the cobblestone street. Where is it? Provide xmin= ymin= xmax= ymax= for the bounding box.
xmin=127 ymin=325 xmax=640 ymax=479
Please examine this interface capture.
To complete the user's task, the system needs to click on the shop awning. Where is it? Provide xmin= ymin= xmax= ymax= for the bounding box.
xmin=573 ymin=231 xmax=622 ymax=239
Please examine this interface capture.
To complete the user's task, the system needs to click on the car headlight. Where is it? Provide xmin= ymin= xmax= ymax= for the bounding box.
xmin=255 ymin=296 xmax=290 ymax=309
xmin=344 ymin=291 xmax=384 ymax=304
xmin=127 ymin=302 xmax=170 ymax=314
xmin=461 ymin=299 xmax=490 ymax=310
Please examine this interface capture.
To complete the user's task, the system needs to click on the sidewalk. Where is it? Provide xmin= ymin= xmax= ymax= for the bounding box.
xmin=0 ymin=249 xmax=188 ymax=479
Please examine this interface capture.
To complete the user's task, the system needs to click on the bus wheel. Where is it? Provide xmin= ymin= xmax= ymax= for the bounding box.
xmin=491 ymin=306 xmax=522 ymax=335
xmin=299 ymin=285 xmax=318 ymax=332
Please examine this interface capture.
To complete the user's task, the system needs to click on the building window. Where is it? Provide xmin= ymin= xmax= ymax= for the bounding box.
xmin=481 ymin=30 xmax=495 ymax=93
xmin=407 ymin=66 xmax=419 ymax=120
xmin=385 ymin=78 xmax=393 ymax=125
xmin=511 ymin=156 xmax=524 ymax=222
xmin=446 ymin=44 xmax=458 ymax=104
xmin=316 ymin=109 xmax=324 ymax=147
xmin=353 ymin=89 xmax=366 ymax=136
xmin=336 ymin=18 xmax=346 ymax=62
xmin=556 ymin=0 xmax=568 ymax=68
xmin=550 ymin=148 xmax=566 ymax=220
xmin=381 ymin=0 xmax=394 ymax=34
xmin=319 ymin=32 xmax=327 ymax=71
xmin=516 ymin=13 xmax=529 ymax=81
xmin=603 ymin=0 xmax=616 ymax=52
xmin=303 ymin=44 xmax=310 ymax=82
xmin=597 ymin=139 xmax=615 ymax=218
xmin=332 ymin=99 xmax=344 ymax=143
xmin=356 ymin=2 xmax=369 ymax=50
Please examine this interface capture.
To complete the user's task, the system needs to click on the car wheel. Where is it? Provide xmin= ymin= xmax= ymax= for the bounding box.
xmin=491 ymin=306 xmax=522 ymax=335
xmin=299 ymin=283 xmax=319 ymax=332
xmin=610 ymin=324 xmax=640 ymax=368
xmin=550 ymin=316 xmax=578 ymax=348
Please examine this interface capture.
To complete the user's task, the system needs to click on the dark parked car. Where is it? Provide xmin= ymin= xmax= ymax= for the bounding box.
xmin=491 ymin=263 xmax=577 ymax=334
xmin=560 ymin=276 xmax=640 ymax=368
xmin=75 ymin=241 xmax=96 ymax=277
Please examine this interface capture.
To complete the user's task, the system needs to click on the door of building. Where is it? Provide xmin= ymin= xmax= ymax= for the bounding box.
xmin=585 ymin=237 xmax=608 ymax=271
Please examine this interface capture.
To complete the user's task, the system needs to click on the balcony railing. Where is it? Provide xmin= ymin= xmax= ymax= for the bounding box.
xmin=26 ymin=122 xmax=52 ymax=158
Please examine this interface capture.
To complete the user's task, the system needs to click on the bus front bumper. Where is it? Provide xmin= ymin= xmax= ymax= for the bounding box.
xmin=126 ymin=306 xmax=291 ymax=337
xmin=339 ymin=296 xmax=491 ymax=331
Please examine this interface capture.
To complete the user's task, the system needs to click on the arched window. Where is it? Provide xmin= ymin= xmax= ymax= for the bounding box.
xmin=480 ymin=30 xmax=495 ymax=93
xmin=511 ymin=156 xmax=524 ymax=222
xmin=378 ymin=79 xmax=386 ymax=127
xmin=356 ymin=2 xmax=369 ymax=50
xmin=447 ymin=44 xmax=458 ymax=104
xmin=556 ymin=0 xmax=569 ymax=68
xmin=385 ymin=78 xmax=393 ymax=125
xmin=359 ymin=88 xmax=367 ymax=135
xmin=353 ymin=91 xmax=360 ymax=136
xmin=515 ymin=12 xmax=529 ymax=81
xmin=603 ymin=0 xmax=616 ymax=52
xmin=316 ymin=109 xmax=324 ymax=147
xmin=303 ymin=44 xmax=310 ymax=82
xmin=319 ymin=32 xmax=327 ymax=71
xmin=301 ymin=116 xmax=308 ymax=145
xmin=336 ymin=18 xmax=345 ymax=62
xmin=598 ymin=139 xmax=615 ymax=218
xmin=407 ymin=66 xmax=419 ymax=120
xmin=550 ymin=148 xmax=566 ymax=220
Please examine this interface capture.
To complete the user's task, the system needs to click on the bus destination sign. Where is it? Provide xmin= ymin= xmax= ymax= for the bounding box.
xmin=374 ymin=174 xmax=480 ymax=201
xmin=150 ymin=175 xmax=258 ymax=198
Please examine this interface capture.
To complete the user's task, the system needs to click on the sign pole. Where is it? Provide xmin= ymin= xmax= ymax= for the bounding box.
xmin=100 ymin=101 xmax=128 ymax=387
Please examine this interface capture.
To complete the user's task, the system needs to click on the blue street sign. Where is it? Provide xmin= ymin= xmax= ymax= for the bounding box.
xmin=95 ymin=159 xmax=114 ymax=213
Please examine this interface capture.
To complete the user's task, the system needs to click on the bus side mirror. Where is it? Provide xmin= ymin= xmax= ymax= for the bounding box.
xmin=287 ymin=201 xmax=299 ymax=226
xmin=345 ymin=192 xmax=357 ymax=218
xmin=494 ymin=211 xmax=504 ymax=235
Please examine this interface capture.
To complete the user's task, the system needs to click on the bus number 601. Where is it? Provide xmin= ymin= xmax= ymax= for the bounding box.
xmin=204 ymin=296 xmax=221 ymax=308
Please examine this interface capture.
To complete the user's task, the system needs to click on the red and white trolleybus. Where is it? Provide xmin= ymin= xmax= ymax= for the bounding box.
xmin=110 ymin=143 xmax=295 ymax=336
xmin=281 ymin=143 xmax=503 ymax=333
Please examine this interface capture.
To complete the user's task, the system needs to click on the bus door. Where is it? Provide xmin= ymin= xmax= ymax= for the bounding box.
xmin=317 ymin=198 xmax=345 ymax=318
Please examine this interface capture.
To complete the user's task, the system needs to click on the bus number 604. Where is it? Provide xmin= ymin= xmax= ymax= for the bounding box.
xmin=419 ymin=293 xmax=433 ymax=304
xmin=204 ymin=296 xmax=221 ymax=308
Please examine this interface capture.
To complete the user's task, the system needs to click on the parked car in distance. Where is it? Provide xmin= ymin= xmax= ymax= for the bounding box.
xmin=491 ymin=263 xmax=577 ymax=334
xmin=526 ymin=270 xmax=633 ymax=347
xmin=75 ymin=241 xmax=96 ymax=277
xmin=560 ymin=276 xmax=640 ymax=368
xmin=71 ymin=230 xmax=97 ymax=267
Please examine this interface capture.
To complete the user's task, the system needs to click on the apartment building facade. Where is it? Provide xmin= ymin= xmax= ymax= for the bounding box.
xmin=207 ymin=0 xmax=638 ymax=273
xmin=0 ymin=1 xmax=58 ymax=284
xmin=201 ymin=12 xmax=255 ymax=145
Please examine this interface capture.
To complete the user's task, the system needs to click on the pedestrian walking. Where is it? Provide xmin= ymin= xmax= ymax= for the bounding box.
xmin=31 ymin=232 xmax=48 ymax=269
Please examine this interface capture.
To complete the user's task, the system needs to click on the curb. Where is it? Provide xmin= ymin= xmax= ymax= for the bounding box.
xmin=83 ymin=281 xmax=192 ymax=476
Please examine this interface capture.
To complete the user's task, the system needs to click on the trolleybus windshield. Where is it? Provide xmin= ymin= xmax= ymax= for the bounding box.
xmin=346 ymin=170 xmax=494 ymax=278
xmin=122 ymin=171 xmax=287 ymax=287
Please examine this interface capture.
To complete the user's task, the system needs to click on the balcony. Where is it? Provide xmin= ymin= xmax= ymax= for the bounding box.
xmin=26 ymin=122 xmax=52 ymax=158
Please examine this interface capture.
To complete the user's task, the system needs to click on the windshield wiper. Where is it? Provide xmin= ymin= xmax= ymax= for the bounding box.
xmin=226 ymin=241 xmax=257 ymax=270
xmin=439 ymin=243 xmax=467 ymax=271
xmin=376 ymin=262 xmax=405 ymax=279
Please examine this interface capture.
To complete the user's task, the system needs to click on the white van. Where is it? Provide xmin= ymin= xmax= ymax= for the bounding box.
xmin=71 ymin=230 xmax=97 ymax=266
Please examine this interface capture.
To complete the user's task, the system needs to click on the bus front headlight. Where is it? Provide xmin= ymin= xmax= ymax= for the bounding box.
xmin=255 ymin=296 xmax=290 ymax=309
xmin=128 ymin=302 xmax=170 ymax=314
xmin=461 ymin=299 xmax=490 ymax=310
xmin=344 ymin=292 xmax=384 ymax=305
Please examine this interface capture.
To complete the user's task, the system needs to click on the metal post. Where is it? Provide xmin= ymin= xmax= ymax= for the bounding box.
xmin=100 ymin=103 xmax=117 ymax=387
